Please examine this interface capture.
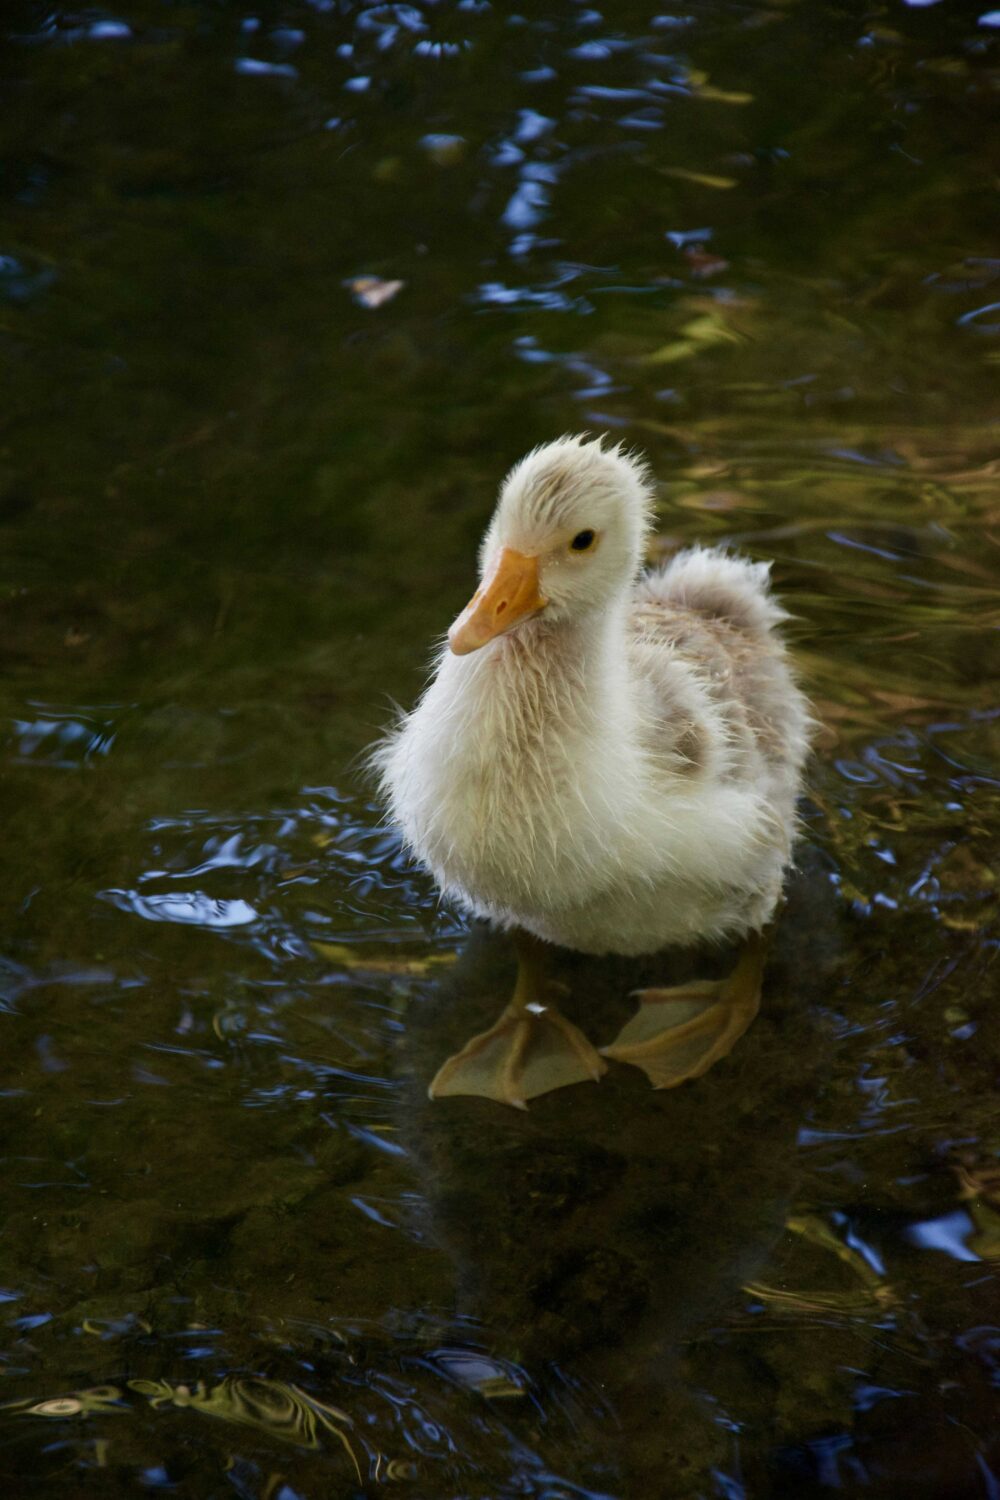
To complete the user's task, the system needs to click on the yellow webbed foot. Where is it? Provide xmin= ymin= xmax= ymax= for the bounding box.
xmin=428 ymin=928 xmax=607 ymax=1109
xmin=601 ymin=931 xmax=767 ymax=1090
xmin=429 ymin=1003 xmax=607 ymax=1109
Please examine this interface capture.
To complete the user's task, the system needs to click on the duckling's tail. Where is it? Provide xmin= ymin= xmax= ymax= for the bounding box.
xmin=640 ymin=545 xmax=790 ymax=639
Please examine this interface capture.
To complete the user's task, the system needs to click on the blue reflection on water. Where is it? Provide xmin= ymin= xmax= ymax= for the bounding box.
xmin=101 ymin=891 xmax=259 ymax=927
xmin=9 ymin=712 xmax=117 ymax=768
xmin=904 ymin=1210 xmax=980 ymax=1262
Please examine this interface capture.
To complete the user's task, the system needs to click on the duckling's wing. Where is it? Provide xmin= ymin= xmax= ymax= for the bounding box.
xmin=629 ymin=546 xmax=812 ymax=791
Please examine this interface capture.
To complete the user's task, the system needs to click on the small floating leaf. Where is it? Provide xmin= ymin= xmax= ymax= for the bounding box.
xmin=661 ymin=166 xmax=737 ymax=189
xmin=345 ymin=276 xmax=405 ymax=309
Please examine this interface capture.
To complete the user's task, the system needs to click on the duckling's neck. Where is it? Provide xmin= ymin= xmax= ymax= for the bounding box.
xmin=452 ymin=591 xmax=637 ymax=767
xmin=397 ymin=587 xmax=646 ymax=917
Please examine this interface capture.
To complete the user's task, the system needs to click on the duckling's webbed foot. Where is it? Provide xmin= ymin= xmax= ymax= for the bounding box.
xmin=428 ymin=930 xmax=606 ymax=1109
xmin=429 ymin=1002 xmax=606 ymax=1109
xmin=601 ymin=930 xmax=768 ymax=1090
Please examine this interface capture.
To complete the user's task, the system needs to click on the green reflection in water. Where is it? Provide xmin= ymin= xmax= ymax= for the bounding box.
xmin=22 ymin=1385 xmax=127 ymax=1419
xmin=128 ymin=1377 xmax=363 ymax=1477
xmin=1 ymin=0 xmax=998 ymax=1494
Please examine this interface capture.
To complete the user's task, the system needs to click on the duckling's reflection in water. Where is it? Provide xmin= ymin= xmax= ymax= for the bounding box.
xmin=402 ymin=860 xmax=839 ymax=1495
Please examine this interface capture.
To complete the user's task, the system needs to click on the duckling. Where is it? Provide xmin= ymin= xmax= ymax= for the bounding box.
xmin=376 ymin=436 xmax=811 ymax=1108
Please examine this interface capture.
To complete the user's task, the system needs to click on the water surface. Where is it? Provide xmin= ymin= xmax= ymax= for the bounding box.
xmin=2 ymin=1 xmax=999 ymax=1494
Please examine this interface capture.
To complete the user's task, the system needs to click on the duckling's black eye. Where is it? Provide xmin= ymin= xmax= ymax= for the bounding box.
xmin=570 ymin=529 xmax=596 ymax=552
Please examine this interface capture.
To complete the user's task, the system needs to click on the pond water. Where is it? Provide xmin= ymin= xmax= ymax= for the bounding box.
xmin=2 ymin=1 xmax=999 ymax=1494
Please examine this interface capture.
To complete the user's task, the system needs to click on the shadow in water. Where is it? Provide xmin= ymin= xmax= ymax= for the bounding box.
xmin=402 ymin=857 xmax=841 ymax=1494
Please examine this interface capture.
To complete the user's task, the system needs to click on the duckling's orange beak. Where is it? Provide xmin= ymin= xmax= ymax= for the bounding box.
xmin=448 ymin=548 xmax=547 ymax=656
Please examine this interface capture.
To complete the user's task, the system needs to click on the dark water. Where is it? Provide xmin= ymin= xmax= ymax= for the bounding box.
xmin=2 ymin=1 xmax=999 ymax=1494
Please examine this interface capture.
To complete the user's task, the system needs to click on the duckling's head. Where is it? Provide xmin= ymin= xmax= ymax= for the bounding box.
xmin=449 ymin=435 xmax=654 ymax=655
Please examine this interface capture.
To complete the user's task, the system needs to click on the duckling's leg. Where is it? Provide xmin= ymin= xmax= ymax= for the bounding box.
xmin=600 ymin=929 xmax=769 ymax=1090
xmin=429 ymin=930 xmax=607 ymax=1109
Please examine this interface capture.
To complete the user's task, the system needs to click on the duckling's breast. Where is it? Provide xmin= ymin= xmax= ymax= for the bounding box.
xmin=381 ymin=636 xmax=645 ymax=920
